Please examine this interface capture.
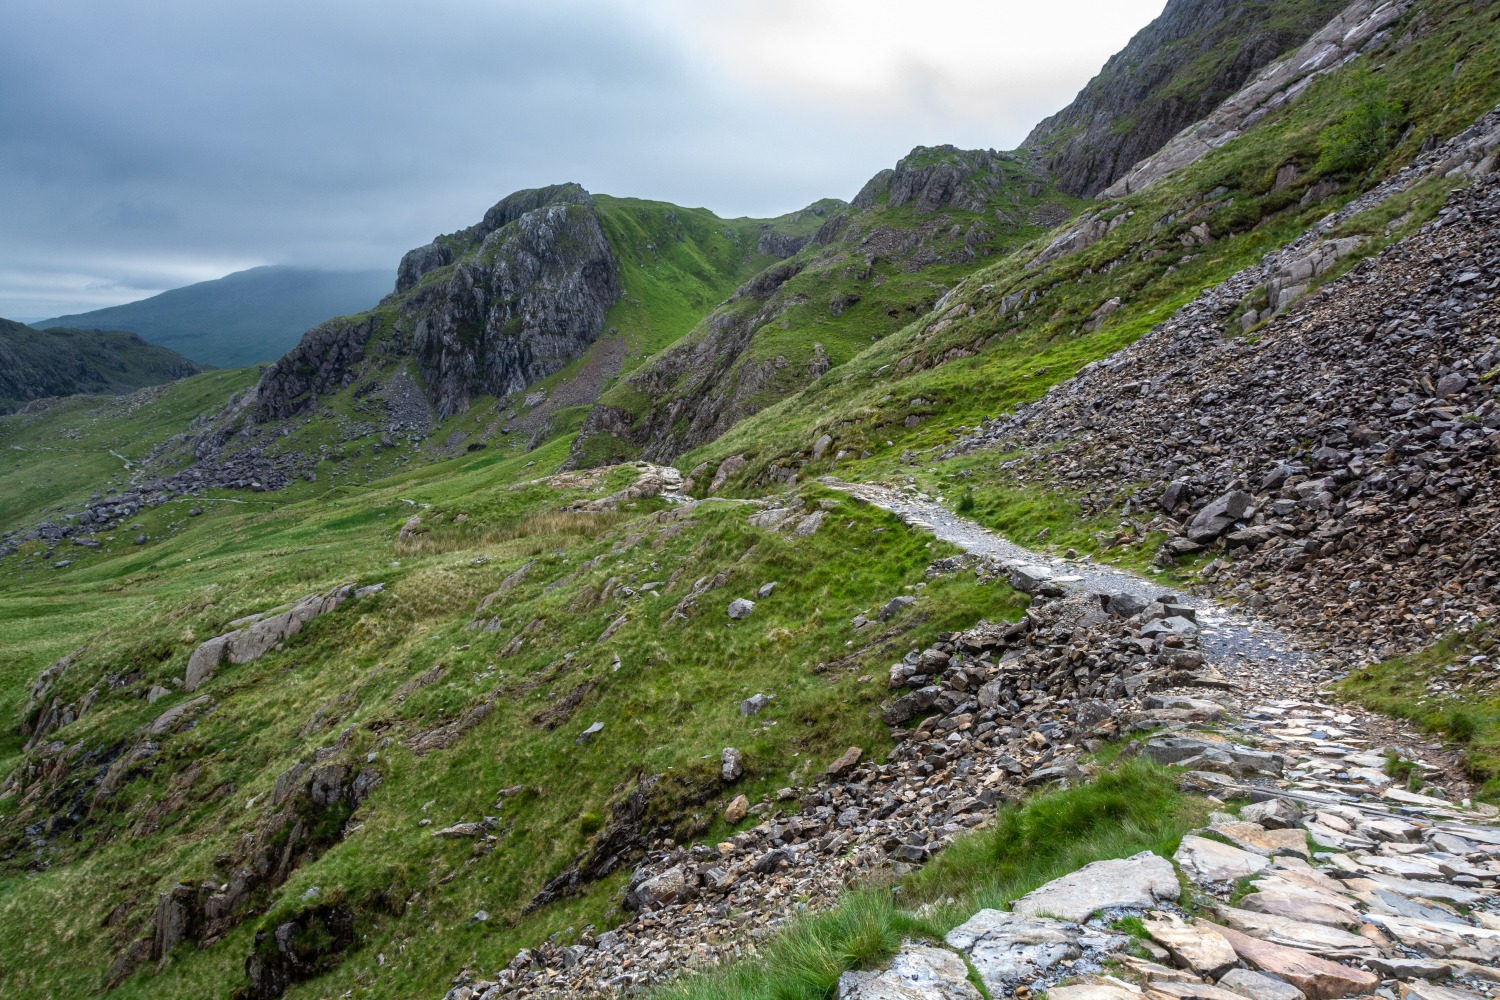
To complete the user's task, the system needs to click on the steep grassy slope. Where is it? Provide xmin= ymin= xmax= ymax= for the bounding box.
xmin=681 ymin=0 xmax=1500 ymax=519
xmin=568 ymin=147 xmax=1085 ymax=468
xmin=0 ymin=434 xmax=1020 ymax=998
xmin=36 ymin=266 xmax=392 ymax=369
xmin=0 ymin=318 xmax=204 ymax=414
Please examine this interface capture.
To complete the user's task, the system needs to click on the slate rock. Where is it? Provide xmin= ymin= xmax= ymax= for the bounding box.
xmin=1011 ymin=850 xmax=1179 ymax=922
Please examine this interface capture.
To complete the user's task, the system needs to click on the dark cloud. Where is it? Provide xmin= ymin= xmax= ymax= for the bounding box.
xmin=0 ymin=0 xmax=1163 ymax=318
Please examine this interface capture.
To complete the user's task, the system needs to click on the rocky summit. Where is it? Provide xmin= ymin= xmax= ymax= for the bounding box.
xmin=3 ymin=0 xmax=1500 ymax=998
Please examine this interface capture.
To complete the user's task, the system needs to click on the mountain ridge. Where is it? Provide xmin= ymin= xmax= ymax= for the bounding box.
xmin=0 ymin=317 xmax=203 ymax=414
xmin=36 ymin=265 xmax=392 ymax=369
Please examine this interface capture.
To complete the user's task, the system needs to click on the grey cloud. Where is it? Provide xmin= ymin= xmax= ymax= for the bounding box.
xmin=0 ymin=0 xmax=1140 ymax=319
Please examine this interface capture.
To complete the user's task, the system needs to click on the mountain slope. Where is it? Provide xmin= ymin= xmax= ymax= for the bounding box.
xmin=1022 ymin=0 xmax=1351 ymax=195
xmin=0 ymin=318 xmax=203 ymax=414
xmin=36 ymin=266 xmax=391 ymax=369
xmin=0 ymin=1 xmax=1498 ymax=998
xmin=566 ymin=145 xmax=1081 ymax=468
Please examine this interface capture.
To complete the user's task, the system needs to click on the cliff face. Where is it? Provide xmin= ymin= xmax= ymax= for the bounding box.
xmin=255 ymin=184 xmax=620 ymax=422
xmin=1022 ymin=0 xmax=1349 ymax=196
xmin=0 ymin=319 xmax=203 ymax=413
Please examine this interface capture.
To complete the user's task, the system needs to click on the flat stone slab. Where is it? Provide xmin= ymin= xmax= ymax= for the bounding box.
xmin=1209 ymin=921 xmax=1378 ymax=1000
xmin=1238 ymin=887 xmax=1360 ymax=928
xmin=1143 ymin=913 xmax=1238 ymax=979
xmin=1218 ymin=967 xmax=1308 ymax=1000
xmin=837 ymin=944 xmax=982 ymax=1000
xmin=1011 ymin=850 xmax=1179 ymax=923
xmin=945 ymin=910 xmax=1122 ymax=995
xmin=1150 ymin=980 xmax=1254 ymax=1000
xmin=1400 ymin=984 xmax=1490 ymax=1000
xmin=1212 ymin=906 xmax=1377 ymax=960
xmin=1176 ymin=835 xmax=1270 ymax=886
xmin=1046 ymin=985 xmax=1141 ymax=1000
xmin=1210 ymin=821 xmax=1310 ymax=859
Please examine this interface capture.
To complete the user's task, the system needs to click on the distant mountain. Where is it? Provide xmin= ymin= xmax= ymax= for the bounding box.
xmin=35 ymin=265 xmax=392 ymax=369
xmin=0 ymin=317 xmax=203 ymax=413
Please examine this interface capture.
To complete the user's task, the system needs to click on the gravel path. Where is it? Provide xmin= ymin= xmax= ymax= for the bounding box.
xmin=827 ymin=478 xmax=1316 ymax=688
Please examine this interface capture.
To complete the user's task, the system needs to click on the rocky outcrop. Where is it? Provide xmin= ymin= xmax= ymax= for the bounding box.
xmin=851 ymin=146 xmax=1029 ymax=214
xmin=254 ymin=183 xmax=621 ymax=423
xmin=115 ymin=753 xmax=381 ymax=992
xmin=183 ymin=583 xmax=380 ymax=691
xmin=1022 ymin=0 xmax=1351 ymax=196
xmin=1100 ymin=0 xmax=1417 ymax=199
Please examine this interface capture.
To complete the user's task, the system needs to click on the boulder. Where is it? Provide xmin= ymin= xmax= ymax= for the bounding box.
xmin=1185 ymin=490 xmax=1253 ymax=543
xmin=727 ymin=598 xmax=756 ymax=620
xmin=721 ymin=747 xmax=744 ymax=782
xmin=1143 ymin=913 xmax=1238 ymax=978
xmin=836 ymin=944 xmax=982 ymax=1000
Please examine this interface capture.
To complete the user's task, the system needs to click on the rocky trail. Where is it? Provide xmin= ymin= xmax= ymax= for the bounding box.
xmin=441 ymin=474 xmax=1499 ymax=1000
xmin=827 ymin=479 xmax=1313 ymax=679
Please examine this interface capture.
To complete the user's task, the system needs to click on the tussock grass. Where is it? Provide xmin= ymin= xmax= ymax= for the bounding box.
xmin=393 ymin=510 xmax=632 ymax=556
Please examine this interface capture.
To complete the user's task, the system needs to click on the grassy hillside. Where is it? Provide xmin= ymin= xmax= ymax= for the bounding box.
xmin=569 ymin=147 xmax=1088 ymax=468
xmin=0 ymin=429 xmax=1020 ymax=998
xmin=37 ymin=266 xmax=393 ymax=369
xmin=0 ymin=369 xmax=262 ymax=540
xmin=0 ymin=318 xmax=204 ymax=414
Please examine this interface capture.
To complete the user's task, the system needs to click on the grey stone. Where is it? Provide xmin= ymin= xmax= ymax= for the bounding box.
xmin=1175 ymin=834 xmax=1270 ymax=886
xmin=836 ymin=944 xmax=982 ymax=999
xmin=1011 ymin=850 xmax=1179 ymax=922
xmin=727 ymin=598 xmax=756 ymax=619
xmin=1186 ymin=490 xmax=1253 ymax=543
xmin=1218 ymin=968 xmax=1307 ymax=1000
xmin=721 ymin=747 xmax=743 ymax=782
xmin=740 ymin=693 xmax=771 ymax=716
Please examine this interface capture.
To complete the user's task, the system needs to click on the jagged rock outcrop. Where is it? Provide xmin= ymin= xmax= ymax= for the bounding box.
xmin=850 ymin=146 xmax=1025 ymax=214
xmin=254 ymin=183 xmax=621 ymax=422
xmin=114 ymin=753 xmax=382 ymax=993
xmin=1022 ymin=0 xmax=1351 ymax=196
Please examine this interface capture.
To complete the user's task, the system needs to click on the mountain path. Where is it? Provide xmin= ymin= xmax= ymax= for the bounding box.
xmin=826 ymin=478 xmax=1314 ymax=684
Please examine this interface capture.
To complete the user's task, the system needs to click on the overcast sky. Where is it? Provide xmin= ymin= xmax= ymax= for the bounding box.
xmin=0 ymin=0 xmax=1167 ymax=320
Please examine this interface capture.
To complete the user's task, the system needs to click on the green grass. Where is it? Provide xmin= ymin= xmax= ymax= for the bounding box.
xmin=0 ymin=437 xmax=1025 ymax=998
xmin=1336 ymin=626 xmax=1500 ymax=802
xmin=648 ymin=760 xmax=1204 ymax=1000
